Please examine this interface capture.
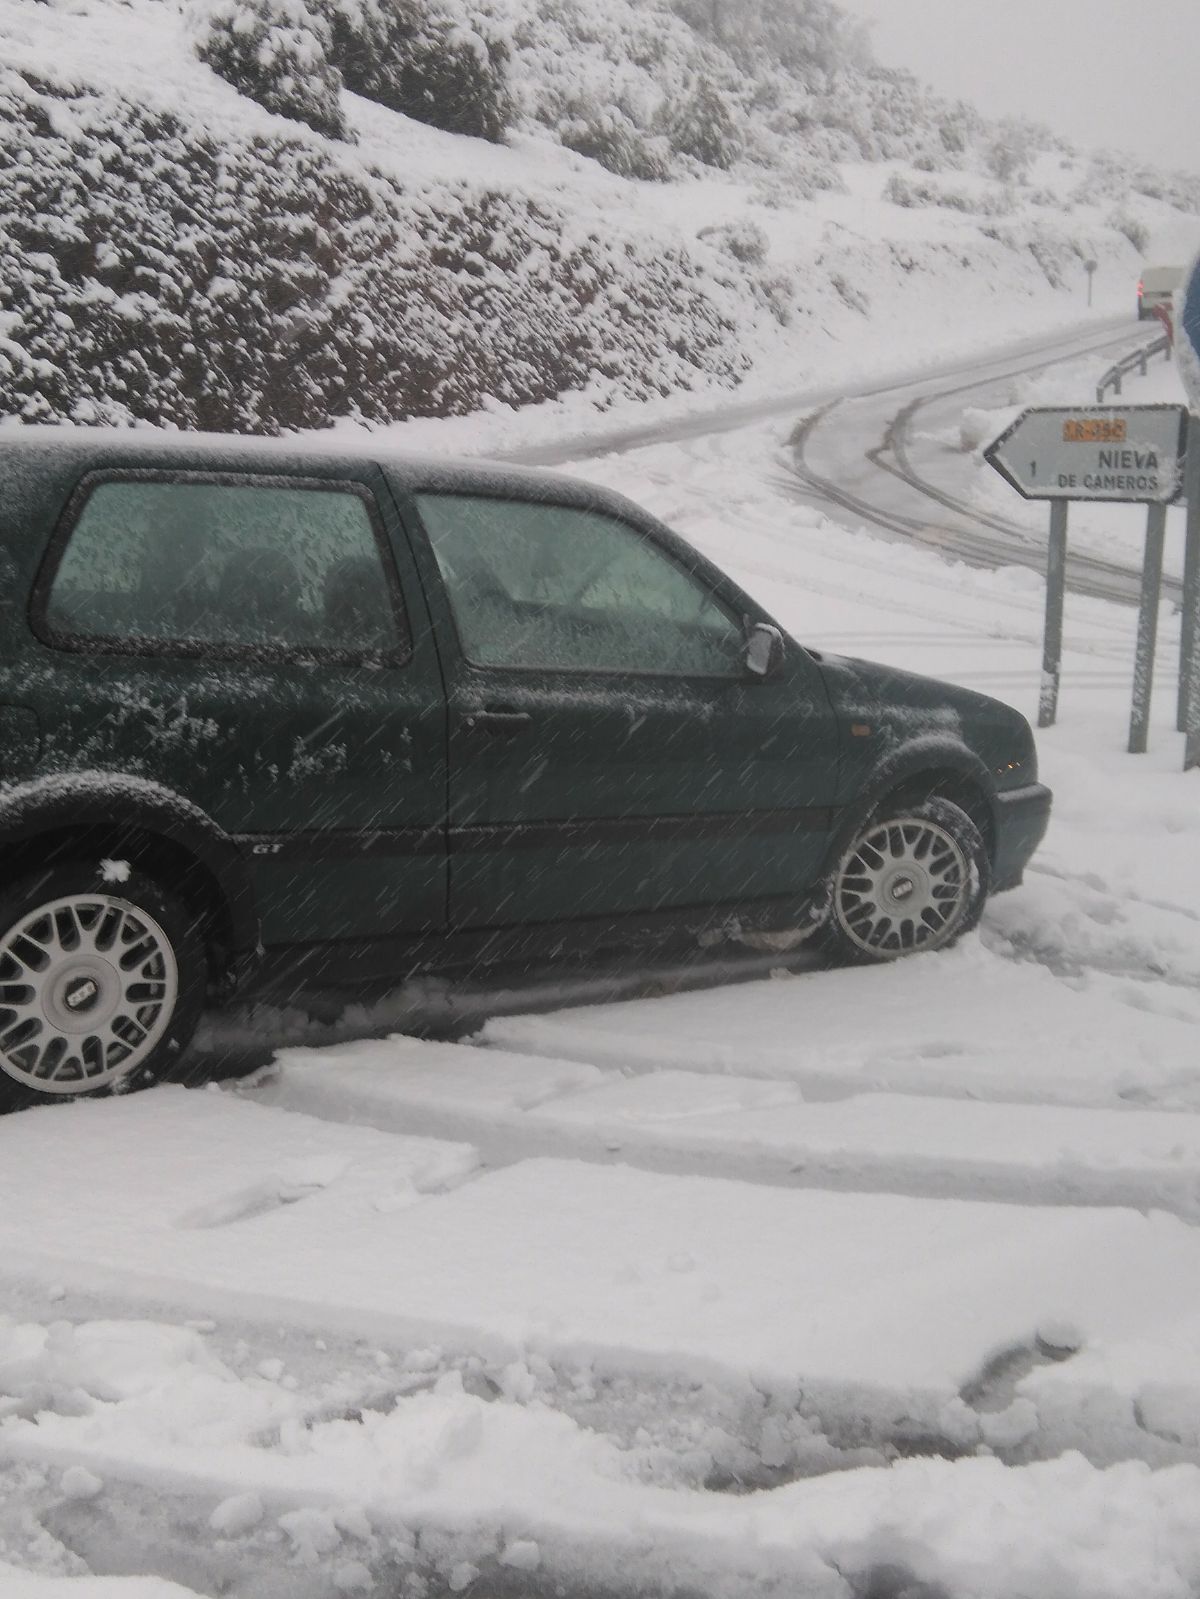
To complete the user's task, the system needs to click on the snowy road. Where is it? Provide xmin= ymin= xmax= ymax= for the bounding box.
xmin=505 ymin=317 xmax=1137 ymax=472
xmin=3 ymin=324 xmax=1200 ymax=1597
xmin=784 ymin=321 xmax=1180 ymax=605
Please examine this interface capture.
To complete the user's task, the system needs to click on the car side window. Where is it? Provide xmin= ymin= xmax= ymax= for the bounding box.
xmin=416 ymin=493 xmax=745 ymax=677
xmin=42 ymin=477 xmax=408 ymax=661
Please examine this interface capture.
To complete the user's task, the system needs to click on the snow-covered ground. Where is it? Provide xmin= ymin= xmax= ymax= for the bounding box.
xmin=2 ymin=332 xmax=1199 ymax=1597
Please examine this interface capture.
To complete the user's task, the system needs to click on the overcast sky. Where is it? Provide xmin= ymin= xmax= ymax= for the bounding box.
xmin=839 ymin=0 xmax=1199 ymax=176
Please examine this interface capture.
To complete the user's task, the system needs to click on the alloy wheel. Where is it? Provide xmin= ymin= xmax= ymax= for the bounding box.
xmin=0 ymin=894 xmax=178 ymax=1094
xmin=833 ymin=815 xmax=971 ymax=958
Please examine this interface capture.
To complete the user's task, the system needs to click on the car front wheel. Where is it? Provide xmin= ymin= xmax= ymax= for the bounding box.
xmin=0 ymin=864 xmax=206 ymax=1111
xmin=822 ymin=796 xmax=989 ymax=963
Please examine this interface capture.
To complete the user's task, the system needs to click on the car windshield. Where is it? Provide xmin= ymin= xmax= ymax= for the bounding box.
xmin=0 ymin=2 xmax=1198 ymax=1597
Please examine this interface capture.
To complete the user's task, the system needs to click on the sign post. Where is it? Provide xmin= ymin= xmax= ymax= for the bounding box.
xmin=985 ymin=404 xmax=1187 ymax=737
xmin=1174 ymin=253 xmax=1200 ymax=769
xmin=1129 ymin=502 xmax=1167 ymax=754
xmin=1041 ymin=502 xmax=1068 ymax=728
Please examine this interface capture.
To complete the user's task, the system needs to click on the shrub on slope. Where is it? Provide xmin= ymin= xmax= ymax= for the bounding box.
xmin=321 ymin=0 xmax=513 ymax=143
xmin=666 ymin=76 xmax=738 ymax=168
xmin=191 ymin=0 xmax=349 ymax=140
xmin=557 ymin=99 xmax=672 ymax=181
xmin=191 ymin=0 xmax=513 ymax=144
xmin=668 ymin=0 xmax=868 ymax=83
xmin=0 ymin=65 xmax=746 ymax=432
xmin=511 ymin=0 xmax=740 ymax=179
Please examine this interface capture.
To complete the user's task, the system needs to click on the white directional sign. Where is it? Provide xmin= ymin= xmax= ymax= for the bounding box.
xmin=985 ymin=404 xmax=1187 ymax=504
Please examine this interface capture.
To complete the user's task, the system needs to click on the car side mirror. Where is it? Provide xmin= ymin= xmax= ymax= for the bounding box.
xmin=744 ymin=622 xmax=784 ymax=680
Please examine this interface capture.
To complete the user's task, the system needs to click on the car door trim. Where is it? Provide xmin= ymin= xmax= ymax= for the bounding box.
xmin=448 ymin=807 xmax=837 ymax=852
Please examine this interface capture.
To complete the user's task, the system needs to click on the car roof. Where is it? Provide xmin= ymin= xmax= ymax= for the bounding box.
xmin=0 ymin=424 xmax=616 ymax=510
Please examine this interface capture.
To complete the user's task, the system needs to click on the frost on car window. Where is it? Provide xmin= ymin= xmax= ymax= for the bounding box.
xmin=416 ymin=492 xmax=745 ymax=676
xmin=44 ymin=480 xmax=405 ymax=659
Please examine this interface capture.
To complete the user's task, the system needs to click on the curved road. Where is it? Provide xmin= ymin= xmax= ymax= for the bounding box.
xmin=516 ymin=316 xmax=1169 ymax=607
xmin=785 ymin=324 xmax=1177 ymax=607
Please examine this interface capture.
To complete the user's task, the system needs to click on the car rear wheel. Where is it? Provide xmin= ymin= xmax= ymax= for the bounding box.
xmin=0 ymin=864 xmax=206 ymax=1111
xmin=822 ymin=797 xmax=989 ymax=964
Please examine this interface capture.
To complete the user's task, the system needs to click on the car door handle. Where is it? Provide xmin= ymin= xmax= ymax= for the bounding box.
xmin=465 ymin=708 xmax=533 ymax=736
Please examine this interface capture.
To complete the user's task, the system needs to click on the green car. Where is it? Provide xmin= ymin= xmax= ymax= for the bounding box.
xmin=0 ymin=430 xmax=1050 ymax=1109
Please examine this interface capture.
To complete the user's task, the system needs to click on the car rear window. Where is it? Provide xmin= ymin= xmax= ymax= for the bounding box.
xmin=40 ymin=476 xmax=410 ymax=662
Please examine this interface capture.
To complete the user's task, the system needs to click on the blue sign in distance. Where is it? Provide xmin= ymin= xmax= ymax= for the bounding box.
xmin=1178 ymin=249 xmax=1200 ymax=413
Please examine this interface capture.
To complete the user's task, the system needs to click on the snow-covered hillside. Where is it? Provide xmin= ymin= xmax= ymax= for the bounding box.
xmin=1 ymin=0 xmax=1198 ymax=434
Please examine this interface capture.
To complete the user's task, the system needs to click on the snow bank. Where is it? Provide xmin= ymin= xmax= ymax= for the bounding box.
xmin=255 ymin=1037 xmax=1200 ymax=1218
xmin=483 ymin=934 xmax=1200 ymax=1110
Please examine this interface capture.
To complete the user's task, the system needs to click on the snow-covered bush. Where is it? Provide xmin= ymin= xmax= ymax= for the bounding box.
xmin=935 ymin=102 xmax=980 ymax=162
xmin=698 ymin=219 xmax=768 ymax=265
xmin=750 ymin=155 xmax=843 ymax=206
xmin=883 ymin=172 xmax=920 ymax=208
xmin=669 ymin=0 xmax=868 ymax=84
xmin=667 ymin=76 xmax=737 ymax=168
xmin=0 ymin=64 xmax=749 ymax=432
xmin=829 ymin=272 xmax=868 ymax=315
xmin=321 ymin=0 xmax=513 ymax=143
xmin=984 ymin=116 xmax=1040 ymax=184
xmin=511 ymin=0 xmax=726 ymax=177
xmin=884 ymin=172 xmax=999 ymax=215
xmin=1003 ymin=225 xmax=1093 ymax=291
xmin=191 ymin=0 xmax=349 ymax=139
xmin=1108 ymin=208 xmax=1150 ymax=255
xmin=755 ymin=269 xmax=794 ymax=326
xmin=558 ymin=99 xmax=671 ymax=179
xmin=694 ymin=221 xmax=792 ymax=325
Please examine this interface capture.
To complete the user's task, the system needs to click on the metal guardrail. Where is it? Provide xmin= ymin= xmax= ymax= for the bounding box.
xmin=1095 ymin=335 xmax=1171 ymax=401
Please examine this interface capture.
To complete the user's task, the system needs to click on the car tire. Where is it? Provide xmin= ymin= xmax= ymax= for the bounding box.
xmin=820 ymin=796 xmax=990 ymax=965
xmin=0 ymin=862 xmax=206 ymax=1112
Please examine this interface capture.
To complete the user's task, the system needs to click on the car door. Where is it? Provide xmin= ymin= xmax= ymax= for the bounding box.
xmin=30 ymin=467 xmax=447 ymax=949
xmin=402 ymin=487 xmax=840 ymax=930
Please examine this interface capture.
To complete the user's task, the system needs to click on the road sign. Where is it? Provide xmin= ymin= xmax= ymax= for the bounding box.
xmin=987 ymin=407 xmax=1193 ymax=751
xmin=1178 ymin=249 xmax=1200 ymax=411
xmin=985 ymin=405 xmax=1187 ymax=504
